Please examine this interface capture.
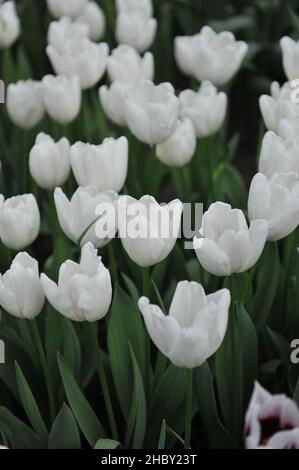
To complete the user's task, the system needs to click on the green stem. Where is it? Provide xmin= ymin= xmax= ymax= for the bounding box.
xmin=142 ymin=267 xmax=150 ymax=297
xmin=184 ymin=368 xmax=193 ymax=449
xmin=29 ymin=319 xmax=56 ymax=422
xmin=22 ymin=130 xmax=29 ymax=193
xmin=107 ymin=241 xmax=119 ymax=285
xmin=88 ymin=322 xmax=119 ymax=440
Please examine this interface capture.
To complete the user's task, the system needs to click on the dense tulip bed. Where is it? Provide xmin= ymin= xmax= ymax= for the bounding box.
xmin=0 ymin=0 xmax=299 ymax=451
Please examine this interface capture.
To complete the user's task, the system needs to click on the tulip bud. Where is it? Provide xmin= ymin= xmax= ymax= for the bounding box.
xmin=46 ymin=38 xmax=109 ymax=90
xmin=118 ymin=195 xmax=183 ymax=267
xmin=29 ymin=133 xmax=71 ymax=190
xmin=138 ymin=281 xmax=230 ymax=368
xmin=179 ymin=81 xmax=227 ymax=138
xmin=47 ymin=16 xmax=89 ymax=50
xmin=125 ymin=81 xmax=179 ymax=145
xmin=77 ymin=1 xmax=106 ymax=42
xmin=175 ymin=26 xmax=248 ymax=86
xmin=70 ymin=137 xmax=128 ymax=192
xmin=280 ymin=36 xmax=299 ymax=81
xmin=41 ymin=242 xmax=112 ymax=322
xmin=0 ymin=194 xmax=40 ymax=250
xmin=0 ymin=252 xmax=45 ymax=319
xmin=99 ymin=82 xmax=132 ymax=126
xmin=116 ymin=12 xmax=157 ymax=53
xmin=248 ymin=172 xmax=299 ymax=241
xmin=156 ymin=118 xmax=196 ymax=167
xmin=116 ymin=0 xmax=153 ymax=17
xmin=193 ymin=202 xmax=269 ymax=276
xmin=245 ymin=382 xmax=299 ymax=449
xmin=107 ymin=45 xmax=154 ymax=83
xmin=46 ymin=0 xmax=88 ymax=18
xmin=42 ymin=74 xmax=81 ymax=124
xmin=6 ymin=80 xmax=45 ymax=129
xmin=259 ymin=131 xmax=299 ymax=178
xmin=0 ymin=1 xmax=20 ymax=49
xmin=54 ymin=186 xmax=118 ymax=248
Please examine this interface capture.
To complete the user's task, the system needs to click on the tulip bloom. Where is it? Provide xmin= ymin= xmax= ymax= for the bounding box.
xmin=175 ymin=26 xmax=248 ymax=86
xmin=107 ymin=45 xmax=154 ymax=84
xmin=245 ymin=382 xmax=299 ymax=449
xmin=41 ymin=242 xmax=112 ymax=322
xmin=46 ymin=0 xmax=88 ymax=18
xmin=116 ymin=0 xmax=153 ymax=17
xmin=118 ymin=195 xmax=183 ymax=267
xmin=248 ymin=172 xmax=299 ymax=242
xmin=0 ymin=252 xmax=45 ymax=319
xmin=6 ymin=80 xmax=45 ymax=129
xmin=116 ymin=12 xmax=157 ymax=53
xmin=125 ymin=81 xmax=179 ymax=145
xmin=280 ymin=36 xmax=299 ymax=81
xmin=42 ymin=75 xmax=81 ymax=124
xmin=138 ymin=281 xmax=230 ymax=368
xmin=29 ymin=133 xmax=71 ymax=190
xmin=179 ymin=81 xmax=227 ymax=138
xmin=259 ymin=131 xmax=299 ymax=178
xmin=156 ymin=118 xmax=196 ymax=167
xmin=70 ymin=137 xmax=128 ymax=192
xmin=0 ymin=194 xmax=40 ymax=251
xmin=46 ymin=37 xmax=109 ymax=90
xmin=99 ymin=82 xmax=133 ymax=126
xmin=47 ymin=16 xmax=89 ymax=49
xmin=76 ymin=1 xmax=106 ymax=42
xmin=0 ymin=1 xmax=20 ymax=49
xmin=193 ymin=202 xmax=268 ymax=276
xmin=54 ymin=186 xmax=118 ymax=248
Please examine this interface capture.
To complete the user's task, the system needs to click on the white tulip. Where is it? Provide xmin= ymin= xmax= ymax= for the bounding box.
xmin=118 ymin=195 xmax=183 ymax=267
xmin=46 ymin=0 xmax=88 ymax=18
xmin=278 ymin=114 xmax=299 ymax=140
xmin=41 ymin=242 xmax=112 ymax=322
xmin=116 ymin=12 xmax=157 ymax=53
xmin=71 ymin=137 xmax=128 ymax=192
xmin=46 ymin=37 xmax=109 ymax=90
xmin=0 ymin=252 xmax=44 ymax=319
xmin=54 ymin=186 xmax=118 ymax=248
xmin=0 ymin=194 xmax=40 ymax=251
xmin=116 ymin=0 xmax=153 ymax=17
xmin=42 ymin=74 xmax=81 ymax=124
xmin=193 ymin=202 xmax=269 ymax=276
xmin=6 ymin=80 xmax=45 ymax=129
xmin=107 ymin=45 xmax=154 ymax=83
xmin=179 ymin=81 xmax=227 ymax=138
xmin=29 ymin=133 xmax=71 ymax=190
xmin=156 ymin=118 xmax=196 ymax=167
xmin=175 ymin=26 xmax=248 ymax=86
xmin=77 ymin=1 xmax=106 ymax=42
xmin=125 ymin=81 xmax=179 ymax=145
xmin=138 ymin=281 xmax=230 ymax=368
xmin=47 ymin=16 xmax=89 ymax=50
xmin=248 ymin=172 xmax=299 ymax=242
xmin=0 ymin=1 xmax=20 ymax=49
xmin=280 ymin=36 xmax=299 ymax=81
xmin=259 ymin=131 xmax=299 ymax=178
xmin=99 ymin=82 xmax=133 ymax=126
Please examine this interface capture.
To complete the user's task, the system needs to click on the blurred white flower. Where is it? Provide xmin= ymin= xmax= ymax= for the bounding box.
xmin=0 ymin=194 xmax=40 ymax=250
xmin=99 ymin=82 xmax=133 ymax=126
xmin=46 ymin=37 xmax=109 ymax=89
xmin=47 ymin=16 xmax=89 ymax=49
xmin=29 ymin=133 xmax=71 ymax=190
xmin=156 ymin=118 xmax=196 ymax=167
xmin=175 ymin=26 xmax=248 ymax=85
xmin=54 ymin=186 xmax=118 ymax=248
xmin=193 ymin=202 xmax=268 ymax=276
xmin=259 ymin=131 xmax=299 ymax=178
xmin=138 ymin=281 xmax=230 ymax=368
xmin=71 ymin=136 xmax=128 ymax=192
xmin=248 ymin=172 xmax=299 ymax=241
xmin=42 ymin=74 xmax=81 ymax=124
xmin=116 ymin=12 xmax=157 ymax=53
xmin=107 ymin=45 xmax=154 ymax=83
xmin=245 ymin=382 xmax=299 ymax=449
xmin=118 ymin=195 xmax=183 ymax=267
xmin=0 ymin=0 xmax=20 ymax=49
xmin=46 ymin=0 xmax=88 ymax=18
xmin=124 ymin=81 xmax=179 ymax=145
xmin=76 ymin=1 xmax=106 ymax=42
xmin=41 ymin=242 xmax=112 ymax=322
xmin=116 ymin=0 xmax=153 ymax=17
xmin=179 ymin=81 xmax=227 ymax=138
xmin=6 ymin=80 xmax=45 ymax=129
xmin=0 ymin=252 xmax=44 ymax=319
xmin=280 ymin=36 xmax=299 ymax=81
